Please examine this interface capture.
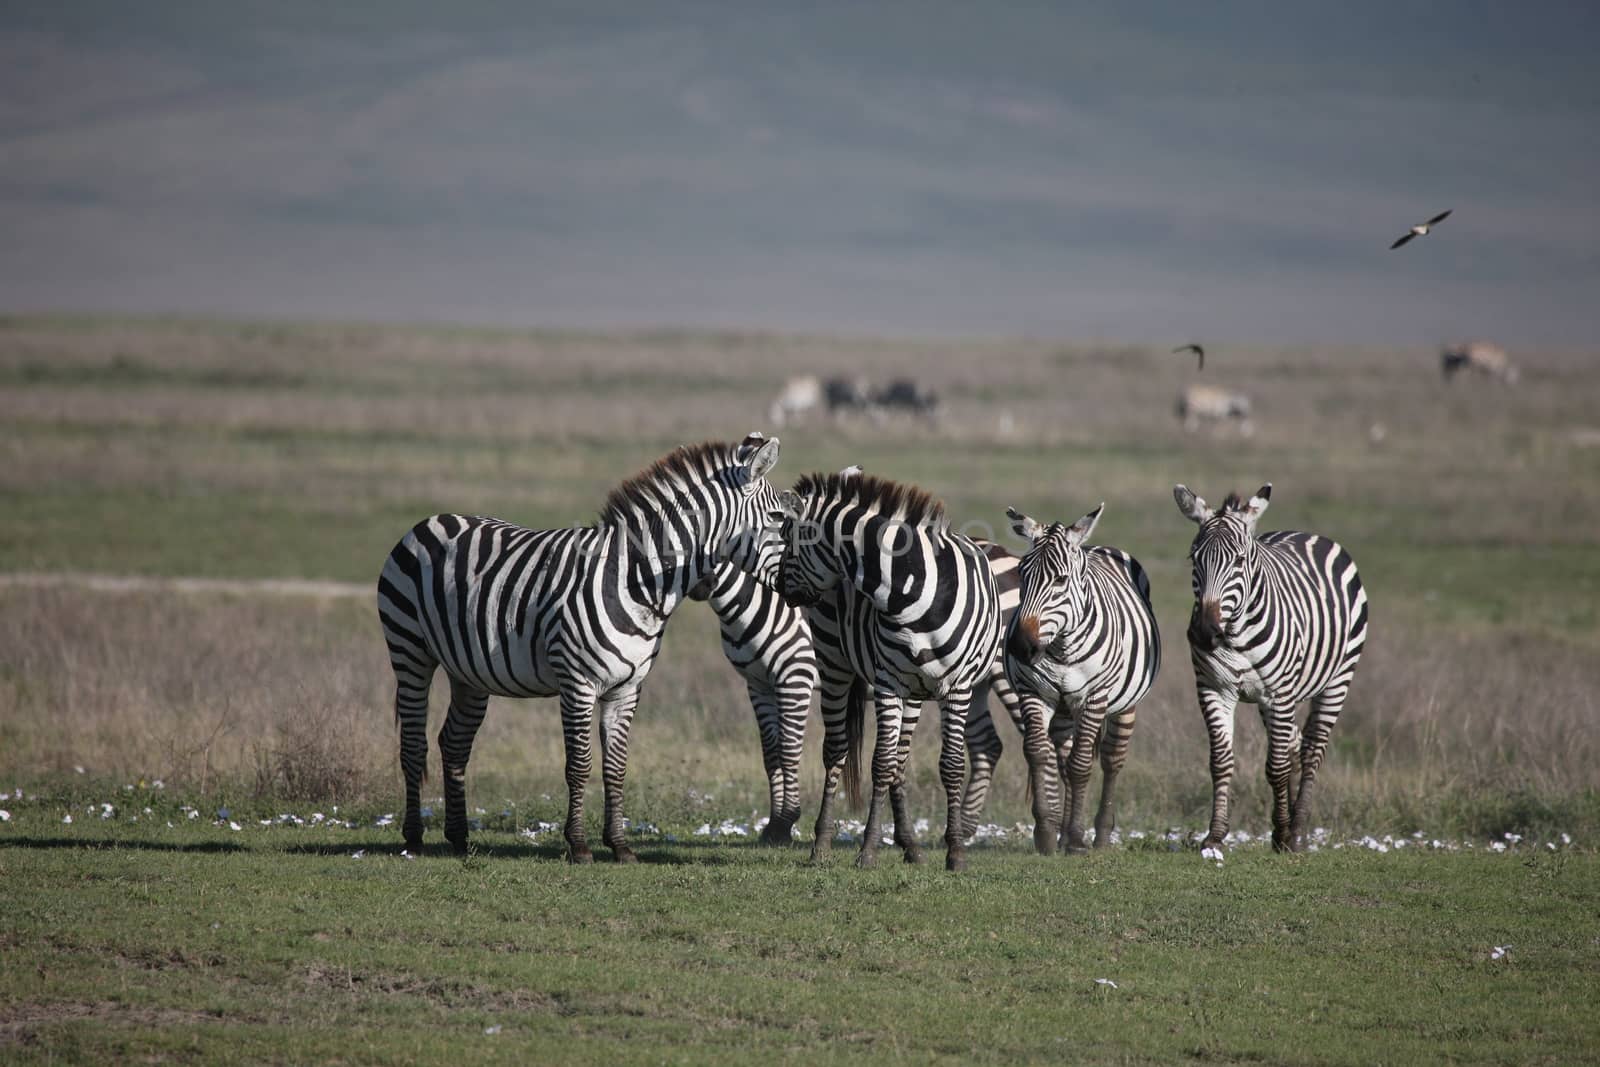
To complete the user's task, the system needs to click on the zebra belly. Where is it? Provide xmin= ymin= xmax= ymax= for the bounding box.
xmin=1195 ymin=647 xmax=1299 ymax=707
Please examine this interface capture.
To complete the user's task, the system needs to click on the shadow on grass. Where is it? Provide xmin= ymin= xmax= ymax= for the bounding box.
xmin=282 ymin=837 xmax=783 ymax=864
xmin=0 ymin=836 xmax=248 ymax=853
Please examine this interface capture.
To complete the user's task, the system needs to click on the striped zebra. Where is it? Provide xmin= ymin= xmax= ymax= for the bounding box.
xmin=954 ymin=543 xmax=1054 ymax=847
xmin=1003 ymin=503 xmax=1161 ymax=854
xmin=770 ymin=473 xmax=1002 ymax=871
xmin=1173 ymin=483 xmax=1368 ymax=852
xmin=686 ymin=564 xmax=816 ymax=845
xmin=375 ymin=435 xmax=787 ymax=863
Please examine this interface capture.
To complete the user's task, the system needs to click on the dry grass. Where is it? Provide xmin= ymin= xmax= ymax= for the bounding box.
xmin=1 ymin=315 xmax=1597 ymax=836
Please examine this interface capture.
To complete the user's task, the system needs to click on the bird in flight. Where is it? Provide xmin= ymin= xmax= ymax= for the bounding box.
xmin=1172 ymin=343 xmax=1205 ymax=371
xmin=1390 ymin=209 xmax=1453 ymax=250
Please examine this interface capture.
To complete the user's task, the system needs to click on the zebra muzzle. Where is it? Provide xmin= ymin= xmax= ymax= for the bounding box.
xmin=1008 ymin=616 xmax=1043 ymax=666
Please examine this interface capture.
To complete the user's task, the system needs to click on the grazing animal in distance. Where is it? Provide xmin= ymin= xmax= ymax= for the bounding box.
xmin=823 ymin=376 xmax=874 ymax=417
xmin=1441 ymin=341 xmax=1519 ymax=385
xmin=871 ymin=378 xmax=941 ymax=420
xmin=767 ymin=472 xmax=1003 ymax=871
xmin=768 ymin=375 xmax=823 ymax=427
xmin=1390 ymin=209 xmax=1452 ymax=249
xmin=1172 ymin=483 xmax=1368 ymax=852
xmin=375 ymin=435 xmax=787 ymax=863
xmin=1177 ymin=383 xmax=1254 ymax=435
xmin=1003 ymin=503 xmax=1161 ymax=854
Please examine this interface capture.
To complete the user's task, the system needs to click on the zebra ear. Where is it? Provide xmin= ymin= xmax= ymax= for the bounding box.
xmin=1241 ymin=484 xmax=1271 ymax=525
xmin=838 ymin=463 xmax=863 ymax=479
xmin=1174 ymin=485 xmax=1212 ymax=524
xmin=1006 ymin=506 xmax=1043 ymax=544
xmin=1065 ymin=503 xmax=1104 ymax=547
xmin=744 ymin=435 xmax=781 ymax=486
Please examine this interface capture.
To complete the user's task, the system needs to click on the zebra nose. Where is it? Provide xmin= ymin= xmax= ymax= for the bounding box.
xmin=1009 ymin=616 xmax=1043 ymax=665
xmin=1189 ymin=600 xmax=1224 ymax=649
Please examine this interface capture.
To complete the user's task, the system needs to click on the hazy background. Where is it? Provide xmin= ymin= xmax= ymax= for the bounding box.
xmin=3 ymin=1 xmax=1597 ymax=344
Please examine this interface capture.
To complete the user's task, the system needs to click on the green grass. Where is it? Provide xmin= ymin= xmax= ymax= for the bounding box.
xmin=3 ymin=800 xmax=1596 ymax=1066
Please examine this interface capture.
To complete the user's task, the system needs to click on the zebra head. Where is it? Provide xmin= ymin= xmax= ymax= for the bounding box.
xmin=715 ymin=433 xmax=786 ymax=581
xmin=1005 ymin=503 xmax=1103 ymax=667
xmin=1174 ymin=483 xmax=1271 ymax=652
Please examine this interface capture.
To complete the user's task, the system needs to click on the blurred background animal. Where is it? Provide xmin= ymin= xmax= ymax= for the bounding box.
xmin=1441 ymin=341 xmax=1519 ymax=385
xmin=1176 ymin=383 xmax=1254 ymax=436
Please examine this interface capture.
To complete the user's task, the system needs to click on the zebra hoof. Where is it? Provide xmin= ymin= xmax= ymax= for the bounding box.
xmin=403 ymin=834 xmax=424 ymax=853
xmin=1033 ymin=828 xmax=1057 ymax=857
xmin=447 ymin=835 xmax=469 ymax=857
xmin=1064 ymin=843 xmax=1090 ymax=856
xmin=1199 ymin=835 xmax=1225 ymax=851
xmin=612 ymin=846 xmax=639 ymax=864
xmin=758 ymin=825 xmax=796 ymax=848
xmin=902 ymin=846 xmax=926 ymax=865
xmin=854 ymin=850 xmax=879 ymax=870
xmin=568 ymin=847 xmax=594 ymax=865
xmin=945 ymin=851 xmax=968 ymax=872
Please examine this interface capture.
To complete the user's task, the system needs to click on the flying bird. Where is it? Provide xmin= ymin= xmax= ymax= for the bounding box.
xmin=1389 ymin=209 xmax=1453 ymax=250
xmin=1172 ymin=343 xmax=1205 ymax=371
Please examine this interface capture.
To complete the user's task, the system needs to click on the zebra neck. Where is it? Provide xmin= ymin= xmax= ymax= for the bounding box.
xmin=606 ymin=508 xmax=733 ymax=633
xmin=837 ymin=513 xmax=948 ymax=623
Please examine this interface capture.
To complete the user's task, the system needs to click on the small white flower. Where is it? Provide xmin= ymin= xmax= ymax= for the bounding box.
xmin=1094 ymin=978 xmax=1118 ymax=989
xmin=0 ymin=809 xmax=9 ymax=822
xmin=1201 ymin=845 xmax=1225 ymax=865
xmin=1560 ymin=832 xmax=1572 ymax=846
xmin=62 ymin=814 xmax=73 ymax=824
xmin=1490 ymin=945 xmax=1509 ymax=961
xmin=143 ymin=807 xmax=153 ymax=815
xmin=228 ymin=821 xmax=242 ymax=832
xmin=350 ymin=850 xmax=366 ymax=859
xmin=152 ymin=779 xmax=164 ymax=790
xmin=187 ymin=810 xmax=199 ymax=820
xmin=400 ymin=850 xmax=417 ymax=860
xmin=484 ymin=1025 xmax=502 ymax=1035
xmin=1503 ymin=832 xmax=1522 ymax=844
xmin=1490 ymin=841 xmax=1507 ymax=853
xmin=74 ymin=765 xmax=85 ymax=775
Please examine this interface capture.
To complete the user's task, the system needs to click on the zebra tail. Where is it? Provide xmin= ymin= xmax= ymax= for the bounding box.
xmin=843 ymin=675 xmax=866 ymax=808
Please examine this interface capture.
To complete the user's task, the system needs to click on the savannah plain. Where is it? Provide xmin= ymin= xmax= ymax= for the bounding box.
xmin=2 ymin=316 xmax=1598 ymax=1064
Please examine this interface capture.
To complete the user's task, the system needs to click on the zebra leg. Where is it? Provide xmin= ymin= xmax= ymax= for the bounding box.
xmin=1049 ymin=711 xmax=1075 ymax=853
xmin=1020 ymin=693 xmax=1061 ymax=856
xmin=747 ymin=682 xmax=790 ymax=846
xmin=1060 ymin=704 xmax=1105 ymax=855
xmin=597 ymin=687 xmax=642 ymax=864
xmin=960 ymin=681 xmax=1002 ymax=841
xmin=1261 ymin=704 xmax=1297 ymax=852
xmin=559 ymin=686 xmax=599 ymax=864
xmin=890 ymin=698 xmax=924 ymax=865
xmin=439 ymin=679 xmax=491 ymax=855
xmin=808 ymin=671 xmax=852 ymax=863
xmin=387 ymin=648 xmax=435 ymax=852
xmin=768 ymin=676 xmax=810 ymax=846
xmin=856 ymin=689 xmax=904 ymax=870
xmin=1289 ymin=689 xmax=1346 ymax=851
xmin=938 ymin=690 xmax=973 ymax=872
xmin=1198 ymin=686 xmax=1239 ymax=849
xmin=1093 ymin=708 xmax=1136 ymax=849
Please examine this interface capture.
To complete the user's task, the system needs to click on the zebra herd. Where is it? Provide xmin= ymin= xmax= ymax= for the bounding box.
xmin=376 ymin=434 xmax=1367 ymax=869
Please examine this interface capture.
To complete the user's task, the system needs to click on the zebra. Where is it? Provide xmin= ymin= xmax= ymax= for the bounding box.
xmin=685 ymin=564 xmax=815 ymax=845
xmin=768 ymin=472 xmax=1002 ymax=871
xmin=375 ymin=434 xmax=787 ymax=863
xmin=1173 ymin=483 xmax=1368 ymax=852
xmin=1441 ymin=341 xmax=1519 ymax=385
xmin=1177 ymin=383 xmax=1254 ymax=436
xmin=1003 ymin=503 xmax=1161 ymax=854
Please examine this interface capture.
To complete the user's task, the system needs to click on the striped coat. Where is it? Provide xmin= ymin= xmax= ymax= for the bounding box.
xmin=1174 ymin=483 xmax=1368 ymax=852
xmin=771 ymin=473 xmax=1001 ymax=871
xmin=1004 ymin=504 xmax=1161 ymax=853
xmin=375 ymin=435 xmax=787 ymax=863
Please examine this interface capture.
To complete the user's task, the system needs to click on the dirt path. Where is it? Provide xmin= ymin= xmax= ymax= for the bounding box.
xmin=0 ymin=572 xmax=369 ymax=599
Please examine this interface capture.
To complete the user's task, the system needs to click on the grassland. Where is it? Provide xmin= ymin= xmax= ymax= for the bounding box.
xmin=2 ymin=316 xmax=1599 ymax=1062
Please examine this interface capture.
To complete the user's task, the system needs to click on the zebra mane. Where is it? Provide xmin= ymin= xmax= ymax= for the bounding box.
xmin=600 ymin=440 xmax=741 ymax=526
xmin=791 ymin=471 xmax=948 ymax=531
xmin=1221 ymin=492 xmax=1249 ymax=513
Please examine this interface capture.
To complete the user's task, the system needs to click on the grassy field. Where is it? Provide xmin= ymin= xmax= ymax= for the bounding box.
xmin=3 ymin=800 xmax=1597 ymax=1065
xmin=3 ymin=316 xmax=1599 ymax=1061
